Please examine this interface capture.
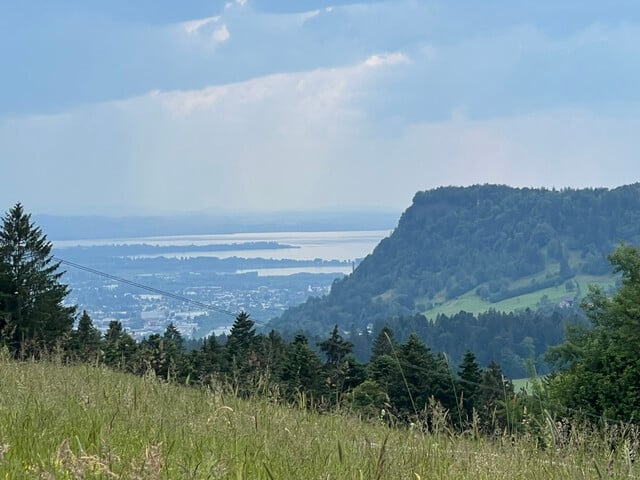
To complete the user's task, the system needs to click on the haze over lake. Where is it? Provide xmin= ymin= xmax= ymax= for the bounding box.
xmin=54 ymin=230 xmax=391 ymax=267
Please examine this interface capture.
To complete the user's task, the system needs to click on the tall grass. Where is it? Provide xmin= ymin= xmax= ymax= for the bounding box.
xmin=0 ymin=356 xmax=636 ymax=479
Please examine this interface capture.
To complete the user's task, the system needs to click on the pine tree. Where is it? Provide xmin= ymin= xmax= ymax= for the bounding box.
xmin=191 ymin=334 xmax=224 ymax=384
xmin=225 ymin=311 xmax=258 ymax=392
xmin=388 ymin=334 xmax=455 ymax=421
xmin=368 ymin=326 xmax=400 ymax=394
xmin=457 ymin=350 xmax=482 ymax=423
xmin=478 ymin=360 xmax=514 ymax=431
xmin=281 ymin=334 xmax=325 ymax=401
xmin=161 ymin=323 xmax=187 ymax=381
xmin=103 ymin=320 xmax=137 ymax=370
xmin=69 ymin=310 xmax=102 ymax=362
xmin=0 ymin=203 xmax=75 ymax=353
xmin=260 ymin=329 xmax=288 ymax=385
xmin=318 ymin=325 xmax=355 ymax=400
xmin=371 ymin=326 xmax=396 ymax=358
xmin=318 ymin=325 xmax=353 ymax=367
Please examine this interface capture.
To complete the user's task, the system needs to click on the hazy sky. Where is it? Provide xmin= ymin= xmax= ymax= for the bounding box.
xmin=2 ymin=0 xmax=640 ymax=215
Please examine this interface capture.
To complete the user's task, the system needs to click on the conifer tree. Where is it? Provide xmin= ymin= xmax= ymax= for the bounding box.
xmin=225 ymin=311 xmax=258 ymax=392
xmin=103 ymin=320 xmax=137 ymax=371
xmin=478 ymin=360 xmax=514 ymax=431
xmin=371 ymin=326 xmax=396 ymax=358
xmin=70 ymin=310 xmax=102 ymax=362
xmin=318 ymin=325 xmax=355 ymax=400
xmin=388 ymin=334 xmax=455 ymax=420
xmin=281 ymin=334 xmax=325 ymax=401
xmin=225 ymin=311 xmax=255 ymax=362
xmin=0 ymin=203 xmax=75 ymax=353
xmin=260 ymin=329 xmax=288 ymax=385
xmin=318 ymin=325 xmax=353 ymax=367
xmin=191 ymin=334 xmax=224 ymax=384
xmin=457 ymin=350 xmax=482 ymax=423
xmin=367 ymin=326 xmax=400 ymax=394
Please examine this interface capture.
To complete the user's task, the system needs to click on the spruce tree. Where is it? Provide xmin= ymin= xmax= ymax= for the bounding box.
xmin=162 ymin=323 xmax=186 ymax=381
xmin=192 ymin=334 xmax=224 ymax=384
xmin=103 ymin=320 xmax=137 ymax=370
xmin=478 ymin=360 xmax=514 ymax=431
xmin=281 ymin=334 xmax=325 ymax=401
xmin=318 ymin=325 xmax=355 ymax=400
xmin=0 ymin=203 xmax=75 ymax=353
xmin=371 ymin=326 xmax=396 ymax=358
xmin=70 ymin=310 xmax=102 ymax=362
xmin=226 ymin=311 xmax=255 ymax=360
xmin=318 ymin=325 xmax=353 ymax=367
xmin=368 ymin=326 xmax=400 ymax=394
xmin=457 ymin=350 xmax=482 ymax=423
xmin=225 ymin=311 xmax=258 ymax=392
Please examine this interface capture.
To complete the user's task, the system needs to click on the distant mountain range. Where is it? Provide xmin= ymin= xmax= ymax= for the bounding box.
xmin=271 ymin=184 xmax=640 ymax=334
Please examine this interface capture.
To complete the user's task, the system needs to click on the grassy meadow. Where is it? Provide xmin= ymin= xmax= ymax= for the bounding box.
xmin=423 ymin=273 xmax=616 ymax=319
xmin=0 ymin=357 xmax=637 ymax=479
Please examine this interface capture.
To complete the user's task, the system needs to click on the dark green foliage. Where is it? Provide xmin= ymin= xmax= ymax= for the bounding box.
xmin=318 ymin=325 xmax=354 ymax=368
xmin=318 ymin=325 xmax=358 ymax=400
xmin=226 ymin=311 xmax=255 ymax=362
xmin=373 ymin=308 xmax=585 ymax=378
xmin=103 ymin=320 xmax=137 ymax=371
xmin=0 ymin=203 xmax=75 ymax=354
xmin=134 ymin=324 xmax=187 ymax=381
xmin=190 ymin=334 xmax=224 ymax=384
xmin=371 ymin=326 xmax=396 ymax=358
xmin=69 ymin=310 xmax=102 ymax=362
xmin=546 ymin=244 xmax=640 ymax=421
xmin=273 ymin=184 xmax=640 ymax=334
xmin=457 ymin=351 xmax=482 ymax=424
xmin=385 ymin=334 xmax=455 ymax=419
xmin=349 ymin=379 xmax=387 ymax=418
xmin=280 ymin=334 xmax=325 ymax=400
xmin=258 ymin=329 xmax=288 ymax=386
xmin=478 ymin=360 xmax=515 ymax=431
xmin=225 ymin=311 xmax=261 ymax=393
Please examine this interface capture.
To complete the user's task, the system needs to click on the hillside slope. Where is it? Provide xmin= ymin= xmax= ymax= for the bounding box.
xmin=0 ymin=359 xmax=630 ymax=479
xmin=272 ymin=184 xmax=640 ymax=334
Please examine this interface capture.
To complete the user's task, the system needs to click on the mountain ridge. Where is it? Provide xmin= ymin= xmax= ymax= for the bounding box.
xmin=271 ymin=183 xmax=640 ymax=334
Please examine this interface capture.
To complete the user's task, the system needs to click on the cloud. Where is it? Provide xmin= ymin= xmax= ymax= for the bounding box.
xmin=3 ymin=1 xmax=640 ymax=215
xmin=363 ymin=53 xmax=410 ymax=68
xmin=2 ymin=51 xmax=639 ymax=216
xmin=0 ymin=55 xmax=403 ymax=214
xmin=182 ymin=16 xmax=220 ymax=35
xmin=212 ymin=24 xmax=231 ymax=43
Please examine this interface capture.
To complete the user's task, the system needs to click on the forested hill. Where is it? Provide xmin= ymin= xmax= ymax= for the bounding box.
xmin=271 ymin=184 xmax=640 ymax=334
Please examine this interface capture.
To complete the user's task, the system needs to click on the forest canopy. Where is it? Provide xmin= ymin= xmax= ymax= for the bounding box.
xmin=273 ymin=184 xmax=640 ymax=334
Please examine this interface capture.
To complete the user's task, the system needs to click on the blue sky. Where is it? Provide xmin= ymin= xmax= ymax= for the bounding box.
xmin=1 ymin=1 xmax=640 ymax=215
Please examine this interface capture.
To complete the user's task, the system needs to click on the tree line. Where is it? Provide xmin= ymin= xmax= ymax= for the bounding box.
xmin=2 ymin=202 xmax=640 ymax=432
xmin=274 ymin=184 xmax=640 ymax=334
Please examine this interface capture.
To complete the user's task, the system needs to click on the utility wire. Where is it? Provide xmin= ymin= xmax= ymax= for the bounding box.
xmin=51 ymin=259 xmax=636 ymax=425
xmin=54 ymin=256 xmax=240 ymax=319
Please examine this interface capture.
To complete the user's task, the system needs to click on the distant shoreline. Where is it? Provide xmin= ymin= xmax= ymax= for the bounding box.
xmin=36 ymin=211 xmax=399 ymax=241
xmin=54 ymin=241 xmax=297 ymax=255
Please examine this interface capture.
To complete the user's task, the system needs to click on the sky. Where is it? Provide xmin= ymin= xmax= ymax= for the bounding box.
xmin=2 ymin=0 xmax=640 ymax=215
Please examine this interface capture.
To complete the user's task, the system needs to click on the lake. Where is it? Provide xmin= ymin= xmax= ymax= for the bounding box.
xmin=54 ymin=230 xmax=391 ymax=271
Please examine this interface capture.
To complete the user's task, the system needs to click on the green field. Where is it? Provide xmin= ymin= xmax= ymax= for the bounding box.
xmin=0 ymin=357 xmax=636 ymax=479
xmin=423 ymin=274 xmax=616 ymax=319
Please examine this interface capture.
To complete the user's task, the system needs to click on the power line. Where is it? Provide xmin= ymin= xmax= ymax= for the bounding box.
xmin=54 ymin=256 xmax=240 ymax=319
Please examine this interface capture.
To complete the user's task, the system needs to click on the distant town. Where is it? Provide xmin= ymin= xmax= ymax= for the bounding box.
xmin=52 ymin=232 xmax=385 ymax=339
